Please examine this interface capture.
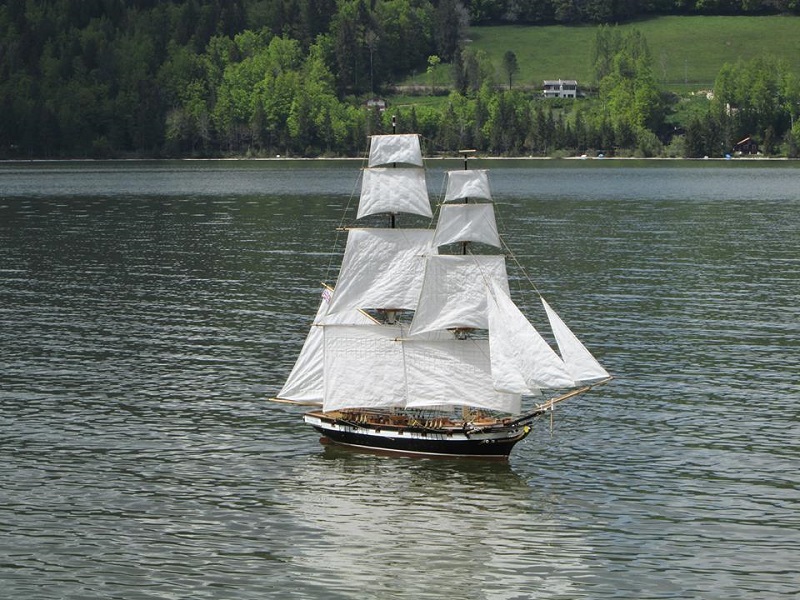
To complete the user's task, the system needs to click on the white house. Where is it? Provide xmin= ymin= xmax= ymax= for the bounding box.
xmin=542 ymin=79 xmax=577 ymax=99
xmin=366 ymin=98 xmax=387 ymax=111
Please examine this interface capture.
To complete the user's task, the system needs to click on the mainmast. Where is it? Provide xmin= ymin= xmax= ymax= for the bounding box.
xmin=386 ymin=115 xmax=397 ymax=323
xmin=458 ymin=149 xmax=476 ymax=419
xmin=389 ymin=114 xmax=397 ymax=231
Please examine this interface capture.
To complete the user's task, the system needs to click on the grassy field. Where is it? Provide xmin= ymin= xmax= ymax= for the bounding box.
xmin=456 ymin=16 xmax=800 ymax=92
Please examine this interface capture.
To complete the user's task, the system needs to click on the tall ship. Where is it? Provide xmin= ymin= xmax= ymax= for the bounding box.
xmin=272 ymin=131 xmax=611 ymax=458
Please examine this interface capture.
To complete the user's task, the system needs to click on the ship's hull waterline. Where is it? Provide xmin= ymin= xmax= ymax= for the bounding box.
xmin=303 ymin=410 xmax=539 ymax=458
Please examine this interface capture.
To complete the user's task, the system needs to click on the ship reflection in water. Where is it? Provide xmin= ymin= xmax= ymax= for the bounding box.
xmin=283 ymin=449 xmax=592 ymax=599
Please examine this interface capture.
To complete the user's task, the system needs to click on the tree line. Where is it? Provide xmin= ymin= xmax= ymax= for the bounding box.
xmin=463 ymin=0 xmax=800 ymax=25
xmin=1 ymin=0 xmax=799 ymax=159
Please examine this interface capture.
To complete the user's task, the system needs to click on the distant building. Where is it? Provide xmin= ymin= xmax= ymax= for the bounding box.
xmin=366 ymin=98 xmax=387 ymax=111
xmin=733 ymin=136 xmax=758 ymax=155
xmin=543 ymin=79 xmax=578 ymax=99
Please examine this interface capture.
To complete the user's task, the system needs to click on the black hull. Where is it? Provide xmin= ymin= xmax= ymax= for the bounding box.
xmin=304 ymin=411 xmax=535 ymax=459
xmin=313 ymin=427 xmax=524 ymax=457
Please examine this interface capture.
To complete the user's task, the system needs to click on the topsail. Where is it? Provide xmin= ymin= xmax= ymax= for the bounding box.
xmin=444 ymin=169 xmax=493 ymax=202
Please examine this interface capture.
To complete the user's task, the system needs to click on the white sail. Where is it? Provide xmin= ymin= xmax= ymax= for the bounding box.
xmin=488 ymin=283 xmax=575 ymax=393
xmin=322 ymin=324 xmax=521 ymax=414
xmin=444 ymin=170 xmax=492 ymax=202
xmin=409 ymin=255 xmax=509 ymax=336
xmin=277 ymin=289 xmax=374 ymax=402
xmin=358 ymin=168 xmax=432 ymax=219
xmin=326 ymin=228 xmax=436 ymax=317
xmin=432 ymin=203 xmax=501 ymax=248
xmin=322 ymin=324 xmax=408 ymax=411
xmin=404 ymin=337 xmax=521 ymax=414
xmin=542 ymin=297 xmax=610 ymax=383
xmin=368 ymin=134 xmax=423 ymax=167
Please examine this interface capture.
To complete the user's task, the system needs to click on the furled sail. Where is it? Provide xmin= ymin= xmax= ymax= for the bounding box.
xmin=409 ymin=255 xmax=509 ymax=336
xmin=444 ymin=169 xmax=492 ymax=202
xmin=541 ymin=297 xmax=610 ymax=383
xmin=368 ymin=134 xmax=423 ymax=167
xmin=432 ymin=203 xmax=501 ymax=248
xmin=487 ymin=283 xmax=575 ymax=394
xmin=358 ymin=168 xmax=432 ymax=219
xmin=326 ymin=228 xmax=436 ymax=316
xmin=277 ymin=289 xmax=374 ymax=403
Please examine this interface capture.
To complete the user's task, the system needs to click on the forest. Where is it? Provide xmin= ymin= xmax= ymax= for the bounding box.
xmin=2 ymin=0 xmax=800 ymax=159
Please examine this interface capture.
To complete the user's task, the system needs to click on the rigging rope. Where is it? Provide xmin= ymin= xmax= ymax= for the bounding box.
xmin=323 ymin=148 xmax=370 ymax=285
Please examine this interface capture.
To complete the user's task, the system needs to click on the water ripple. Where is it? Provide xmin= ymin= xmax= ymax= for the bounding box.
xmin=1 ymin=164 xmax=799 ymax=599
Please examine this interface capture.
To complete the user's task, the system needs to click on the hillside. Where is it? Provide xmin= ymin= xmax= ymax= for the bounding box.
xmin=464 ymin=16 xmax=800 ymax=92
xmin=2 ymin=2 xmax=799 ymax=159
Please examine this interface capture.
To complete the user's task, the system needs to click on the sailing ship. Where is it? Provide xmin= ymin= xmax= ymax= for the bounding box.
xmin=272 ymin=131 xmax=611 ymax=458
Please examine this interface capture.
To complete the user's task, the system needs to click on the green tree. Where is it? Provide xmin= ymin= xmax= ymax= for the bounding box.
xmin=330 ymin=0 xmax=375 ymax=95
xmin=597 ymin=29 xmax=664 ymax=147
xmin=374 ymin=0 xmax=434 ymax=84
xmin=434 ymin=0 xmax=467 ymax=62
xmin=591 ymin=24 xmax=623 ymax=84
xmin=554 ymin=0 xmax=580 ymax=23
xmin=452 ymin=47 xmax=468 ymax=94
xmin=427 ymin=54 xmax=441 ymax=94
xmin=712 ymin=55 xmax=800 ymax=153
xmin=287 ymin=40 xmax=342 ymax=154
xmin=502 ymin=50 xmax=519 ymax=90
xmin=484 ymin=90 xmax=527 ymax=155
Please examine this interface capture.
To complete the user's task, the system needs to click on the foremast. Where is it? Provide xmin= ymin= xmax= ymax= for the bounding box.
xmin=273 ymin=130 xmax=432 ymax=408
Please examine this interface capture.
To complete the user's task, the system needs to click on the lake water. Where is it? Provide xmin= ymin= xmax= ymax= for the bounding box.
xmin=1 ymin=159 xmax=798 ymax=599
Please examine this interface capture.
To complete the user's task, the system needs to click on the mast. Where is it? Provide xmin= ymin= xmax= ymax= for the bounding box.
xmin=459 ymin=149 xmax=471 ymax=256
xmin=390 ymin=114 xmax=397 ymax=231
xmin=386 ymin=114 xmax=397 ymax=322
xmin=458 ymin=149 xmax=477 ymax=335
xmin=459 ymin=151 xmax=470 ymax=419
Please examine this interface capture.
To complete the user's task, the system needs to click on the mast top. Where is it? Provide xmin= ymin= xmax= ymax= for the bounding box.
xmin=458 ymin=149 xmax=476 ymax=170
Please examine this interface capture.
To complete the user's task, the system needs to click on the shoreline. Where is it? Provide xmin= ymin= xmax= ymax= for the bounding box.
xmin=2 ymin=155 xmax=798 ymax=164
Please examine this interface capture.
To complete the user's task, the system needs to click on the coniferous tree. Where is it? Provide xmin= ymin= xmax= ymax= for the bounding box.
xmin=502 ymin=50 xmax=519 ymax=90
xmin=434 ymin=0 xmax=468 ymax=62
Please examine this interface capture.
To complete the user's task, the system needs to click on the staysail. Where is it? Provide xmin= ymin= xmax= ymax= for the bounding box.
xmin=542 ymin=297 xmax=610 ymax=384
xmin=487 ymin=283 xmax=575 ymax=394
